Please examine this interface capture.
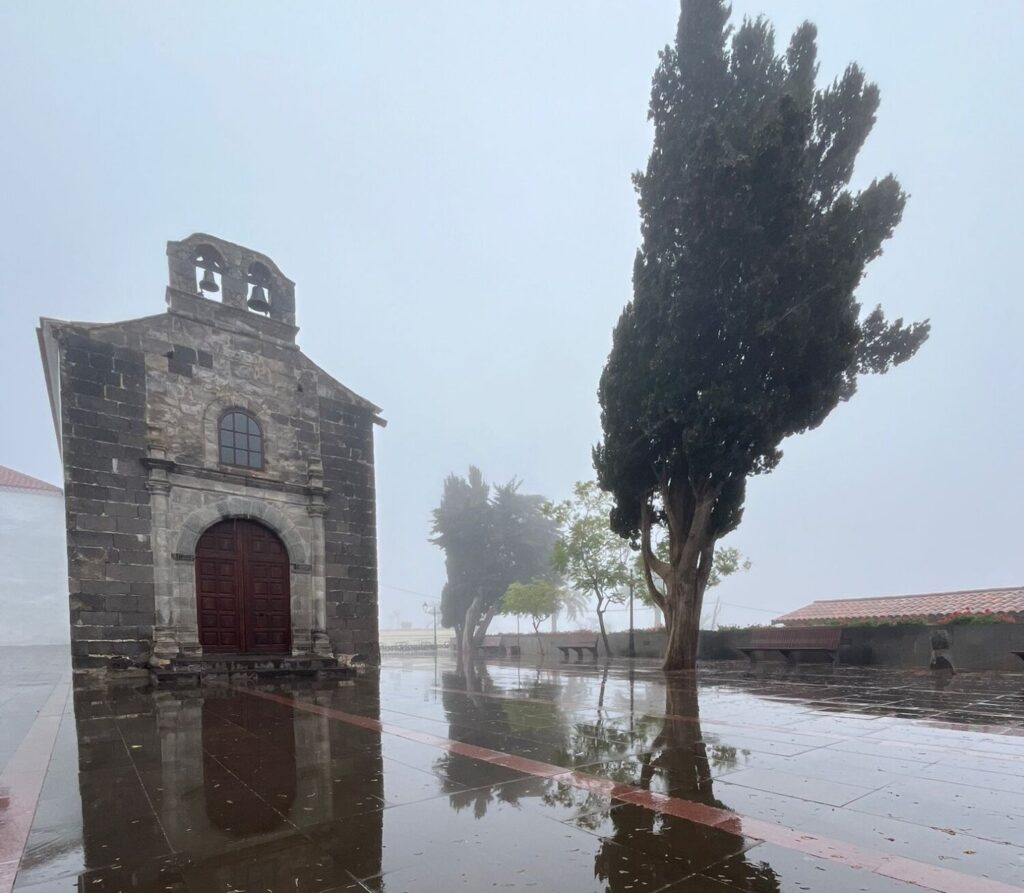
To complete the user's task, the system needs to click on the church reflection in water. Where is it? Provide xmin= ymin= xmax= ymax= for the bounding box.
xmin=68 ymin=679 xmax=384 ymax=890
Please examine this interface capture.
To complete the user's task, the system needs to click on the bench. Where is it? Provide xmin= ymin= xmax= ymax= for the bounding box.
xmin=556 ymin=634 xmax=600 ymax=661
xmin=477 ymin=634 xmax=504 ymax=657
xmin=739 ymin=627 xmax=842 ymax=667
xmin=476 ymin=635 xmax=520 ymax=658
xmin=1012 ymin=651 xmax=1024 ymax=662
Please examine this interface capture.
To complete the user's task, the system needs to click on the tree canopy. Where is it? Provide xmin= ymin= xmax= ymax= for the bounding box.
xmin=501 ymin=579 xmax=565 ymax=655
xmin=547 ymin=481 xmax=634 ymax=655
xmin=431 ymin=466 xmax=558 ymax=658
xmin=593 ymin=0 xmax=929 ymax=669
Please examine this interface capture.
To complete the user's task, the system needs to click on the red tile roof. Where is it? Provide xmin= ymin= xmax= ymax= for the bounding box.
xmin=775 ymin=587 xmax=1024 ymax=626
xmin=0 ymin=464 xmax=62 ymax=494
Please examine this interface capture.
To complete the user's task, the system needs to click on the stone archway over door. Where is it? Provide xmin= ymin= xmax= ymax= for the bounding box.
xmin=196 ymin=519 xmax=292 ymax=654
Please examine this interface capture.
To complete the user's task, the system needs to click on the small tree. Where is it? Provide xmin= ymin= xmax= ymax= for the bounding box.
xmin=502 ymin=580 xmax=563 ymax=656
xmin=431 ymin=467 xmax=558 ymax=665
xmin=432 ymin=468 xmax=491 ymax=661
xmin=594 ymin=1 xmax=928 ymax=670
xmin=548 ymin=481 xmax=634 ymax=657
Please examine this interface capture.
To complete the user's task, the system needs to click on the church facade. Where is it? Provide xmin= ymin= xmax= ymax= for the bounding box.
xmin=39 ymin=234 xmax=383 ymax=671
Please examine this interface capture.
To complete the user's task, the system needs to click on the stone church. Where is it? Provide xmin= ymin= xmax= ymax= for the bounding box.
xmin=39 ymin=234 xmax=383 ymax=672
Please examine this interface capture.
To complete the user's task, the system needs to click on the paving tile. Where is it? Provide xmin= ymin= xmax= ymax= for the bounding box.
xmin=359 ymin=820 xmax=695 ymax=891
xmin=845 ymin=778 xmax=1023 ymax=845
xmin=701 ymin=783 xmax=832 ymax=829
xmin=181 ymin=833 xmax=363 ymax=893
xmin=913 ymin=761 xmax=1024 ymax=796
xmin=713 ymin=768 xmax=877 ymax=807
xmin=14 ymin=854 xmax=186 ymax=893
xmin=694 ymin=841 xmax=922 ymax=892
xmin=799 ymin=802 xmax=1024 ymax=889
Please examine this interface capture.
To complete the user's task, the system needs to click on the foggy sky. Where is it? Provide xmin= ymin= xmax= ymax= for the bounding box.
xmin=1 ymin=2 xmax=1020 ymax=631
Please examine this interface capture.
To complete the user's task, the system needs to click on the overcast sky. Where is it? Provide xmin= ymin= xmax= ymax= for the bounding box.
xmin=1 ymin=2 xmax=1020 ymax=631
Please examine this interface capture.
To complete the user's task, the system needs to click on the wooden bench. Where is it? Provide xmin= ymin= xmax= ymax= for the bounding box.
xmin=739 ymin=627 xmax=842 ymax=667
xmin=556 ymin=634 xmax=599 ymax=661
xmin=477 ymin=635 xmax=506 ymax=657
xmin=476 ymin=635 xmax=520 ymax=658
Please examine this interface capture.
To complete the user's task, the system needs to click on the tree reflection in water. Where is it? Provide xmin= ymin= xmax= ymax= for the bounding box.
xmin=438 ymin=663 xmax=778 ymax=891
xmin=592 ymin=674 xmax=777 ymax=891
xmin=436 ymin=661 xmax=569 ymax=818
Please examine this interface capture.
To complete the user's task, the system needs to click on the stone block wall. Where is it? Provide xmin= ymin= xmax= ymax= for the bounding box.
xmin=700 ymin=625 xmax=1024 ymax=671
xmin=493 ymin=626 xmax=1024 ymax=672
xmin=58 ymin=329 xmax=155 ymax=669
xmin=319 ymin=395 xmax=379 ymax=661
xmin=143 ymin=294 xmax=321 ymax=486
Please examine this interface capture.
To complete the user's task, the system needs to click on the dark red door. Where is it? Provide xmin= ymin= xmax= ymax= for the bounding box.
xmin=196 ymin=519 xmax=292 ymax=654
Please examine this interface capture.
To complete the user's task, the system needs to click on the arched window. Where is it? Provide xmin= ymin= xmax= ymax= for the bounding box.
xmin=218 ymin=410 xmax=263 ymax=469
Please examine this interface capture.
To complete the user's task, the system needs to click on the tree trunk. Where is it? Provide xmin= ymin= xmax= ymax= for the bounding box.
xmin=453 ymin=622 xmax=464 ymax=664
xmin=462 ymin=596 xmax=482 ymax=667
xmin=472 ymin=600 xmax=499 ymax=650
xmin=460 ymin=596 xmax=502 ymax=679
xmin=533 ymin=619 xmax=544 ymax=657
xmin=640 ymin=488 xmax=718 ymax=672
xmin=595 ymin=600 xmax=611 ymax=658
xmin=661 ymin=577 xmax=701 ymax=670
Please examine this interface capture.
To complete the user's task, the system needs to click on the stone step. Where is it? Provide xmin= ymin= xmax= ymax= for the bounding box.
xmin=168 ymin=653 xmax=339 ymax=671
xmin=153 ymin=652 xmax=355 ymax=687
xmin=151 ymin=662 xmax=355 ymax=687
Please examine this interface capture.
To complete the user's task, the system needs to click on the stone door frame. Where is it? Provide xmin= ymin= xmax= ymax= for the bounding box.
xmin=151 ymin=494 xmax=329 ymax=660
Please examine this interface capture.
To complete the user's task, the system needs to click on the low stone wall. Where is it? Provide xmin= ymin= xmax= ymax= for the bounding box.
xmin=502 ymin=624 xmax=1024 ymax=672
xmin=509 ymin=630 xmax=667 ymax=660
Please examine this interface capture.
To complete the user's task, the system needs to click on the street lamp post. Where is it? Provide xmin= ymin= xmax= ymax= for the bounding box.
xmin=422 ymin=601 xmax=438 ymax=651
xmin=628 ymin=583 xmax=636 ymax=659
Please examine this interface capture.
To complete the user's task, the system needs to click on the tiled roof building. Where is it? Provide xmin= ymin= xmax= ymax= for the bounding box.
xmin=0 ymin=465 xmax=61 ymax=493
xmin=775 ymin=587 xmax=1024 ymax=626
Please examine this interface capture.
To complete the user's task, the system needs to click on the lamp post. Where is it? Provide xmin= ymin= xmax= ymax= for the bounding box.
xmin=422 ymin=601 xmax=438 ymax=651
xmin=628 ymin=583 xmax=636 ymax=659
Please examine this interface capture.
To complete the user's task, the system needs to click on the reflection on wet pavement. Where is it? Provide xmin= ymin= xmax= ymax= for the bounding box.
xmin=2 ymin=646 xmax=1023 ymax=892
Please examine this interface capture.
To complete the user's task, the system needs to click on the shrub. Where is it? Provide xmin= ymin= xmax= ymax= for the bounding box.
xmin=934 ymin=610 xmax=1017 ymax=626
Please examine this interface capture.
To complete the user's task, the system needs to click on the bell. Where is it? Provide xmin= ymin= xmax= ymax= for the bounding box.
xmin=198 ymin=268 xmax=219 ymax=293
xmin=247 ymin=284 xmax=270 ymax=314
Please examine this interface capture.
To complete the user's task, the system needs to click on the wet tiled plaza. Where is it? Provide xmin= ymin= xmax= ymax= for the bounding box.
xmin=1 ymin=647 xmax=1022 ymax=892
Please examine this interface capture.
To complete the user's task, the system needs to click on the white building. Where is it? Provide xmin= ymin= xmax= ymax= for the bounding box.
xmin=0 ymin=465 xmax=69 ymax=645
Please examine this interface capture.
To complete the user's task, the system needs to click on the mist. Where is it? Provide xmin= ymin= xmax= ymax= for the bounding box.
xmin=1 ymin=1 xmax=1020 ymax=633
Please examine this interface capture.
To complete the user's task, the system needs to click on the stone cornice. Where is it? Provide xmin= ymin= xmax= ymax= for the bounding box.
xmin=161 ymin=459 xmax=331 ymax=504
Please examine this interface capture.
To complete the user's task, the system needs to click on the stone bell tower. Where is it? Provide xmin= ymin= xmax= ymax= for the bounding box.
xmin=166 ymin=233 xmax=297 ymax=327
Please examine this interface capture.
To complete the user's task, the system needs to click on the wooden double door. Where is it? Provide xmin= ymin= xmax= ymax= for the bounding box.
xmin=196 ymin=519 xmax=292 ymax=654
